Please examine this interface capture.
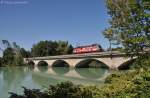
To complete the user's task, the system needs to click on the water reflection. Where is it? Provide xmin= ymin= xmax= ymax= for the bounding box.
xmin=52 ymin=67 xmax=70 ymax=75
xmin=27 ymin=64 xmax=34 ymax=70
xmin=38 ymin=66 xmax=48 ymax=72
xmin=32 ymin=71 xmax=59 ymax=86
xmin=37 ymin=61 xmax=49 ymax=72
xmin=0 ymin=67 xmax=32 ymax=98
xmin=2 ymin=67 xmax=26 ymax=86
xmin=0 ymin=67 xmax=2 ymax=73
xmin=0 ymin=66 xmax=109 ymax=98
xmin=75 ymin=68 xmax=107 ymax=79
xmin=33 ymin=66 xmax=107 ymax=79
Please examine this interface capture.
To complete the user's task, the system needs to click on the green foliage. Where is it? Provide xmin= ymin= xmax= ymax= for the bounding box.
xmin=1 ymin=40 xmax=11 ymax=48
xmin=47 ymin=82 xmax=92 ymax=98
xmin=31 ymin=40 xmax=57 ymax=57
xmin=0 ymin=57 xmax=3 ymax=67
xmin=20 ymin=48 xmax=31 ymax=58
xmin=31 ymin=40 xmax=73 ymax=57
xmin=106 ymin=47 xmax=124 ymax=53
xmin=56 ymin=41 xmax=73 ymax=55
xmin=2 ymin=48 xmax=25 ymax=66
xmin=9 ymin=81 xmax=92 ymax=98
xmin=105 ymin=0 xmax=150 ymax=58
xmin=103 ymin=28 xmax=120 ymax=51
xmin=13 ymin=55 xmax=24 ymax=66
xmin=89 ymin=69 xmax=149 ymax=98
xmin=130 ymin=53 xmax=150 ymax=69
xmin=3 ymin=48 xmax=15 ymax=66
xmin=0 ymin=40 xmax=30 ymax=66
xmin=0 ymin=40 xmax=29 ymax=66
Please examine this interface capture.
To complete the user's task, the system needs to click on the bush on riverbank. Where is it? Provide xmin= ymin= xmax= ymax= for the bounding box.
xmin=9 ymin=81 xmax=92 ymax=98
xmin=95 ymin=69 xmax=150 ymax=98
xmin=130 ymin=53 xmax=150 ymax=69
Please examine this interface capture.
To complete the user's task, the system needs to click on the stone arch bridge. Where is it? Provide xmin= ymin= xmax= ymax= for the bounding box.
xmin=24 ymin=51 xmax=135 ymax=69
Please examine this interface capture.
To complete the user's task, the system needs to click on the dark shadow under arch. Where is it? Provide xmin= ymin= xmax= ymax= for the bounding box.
xmin=28 ymin=60 xmax=35 ymax=66
xmin=118 ymin=59 xmax=136 ymax=70
xmin=37 ymin=61 xmax=48 ymax=72
xmin=52 ymin=60 xmax=70 ymax=67
xmin=27 ymin=60 xmax=35 ymax=69
xmin=38 ymin=61 xmax=48 ymax=66
xmin=75 ymin=59 xmax=109 ymax=68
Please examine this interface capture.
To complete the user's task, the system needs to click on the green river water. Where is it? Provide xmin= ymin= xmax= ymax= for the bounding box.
xmin=0 ymin=66 xmax=110 ymax=98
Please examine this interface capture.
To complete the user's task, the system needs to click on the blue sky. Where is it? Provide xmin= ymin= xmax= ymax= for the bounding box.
xmin=0 ymin=0 xmax=110 ymax=51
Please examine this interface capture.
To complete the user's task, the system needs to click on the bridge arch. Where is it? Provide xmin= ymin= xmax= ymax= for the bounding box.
xmin=37 ymin=61 xmax=49 ymax=66
xmin=37 ymin=61 xmax=48 ymax=72
xmin=52 ymin=59 xmax=70 ymax=67
xmin=75 ymin=58 xmax=109 ymax=68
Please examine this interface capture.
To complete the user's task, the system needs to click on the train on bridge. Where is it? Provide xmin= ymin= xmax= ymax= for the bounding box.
xmin=73 ymin=44 xmax=103 ymax=54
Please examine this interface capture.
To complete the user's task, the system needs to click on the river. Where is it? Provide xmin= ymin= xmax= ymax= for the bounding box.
xmin=0 ymin=66 xmax=110 ymax=98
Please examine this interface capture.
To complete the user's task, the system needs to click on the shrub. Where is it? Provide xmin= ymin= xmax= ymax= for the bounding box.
xmin=95 ymin=69 xmax=150 ymax=98
xmin=9 ymin=81 xmax=92 ymax=98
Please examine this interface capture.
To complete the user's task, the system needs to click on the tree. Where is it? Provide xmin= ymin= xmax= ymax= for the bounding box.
xmin=1 ymin=41 xmax=29 ymax=66
xmin=12 ymin=42 xmax=21 ymax=55
xmin=56 ymin=41 xmax=73 ymax=55
xmin=103 ymin=28 xmax=117 ymax=52
xmin=105 ymin=0 xmax=150 ymax=57
xmin=0 ymin=57 xmax=3 ymax=67
xmin=2 ymin=47 xmax=26 ymax=66
xmin=3 ymin=48 xmax=15 ymax=65
xmin=20 ymin=48 xmax=31 ymax=58
xmin=67 ymin=45 xmax=73 ymax=54
xmin=0 ymin=40 xmax=11 ymax=52
xmin=13 ymin=54 xmax=24 ymax=66
xmin=103 ymin=28 xmax=120 ymax=58
xmin=31 ymin=40 xmax=73 ymax=57
xmin=0 ymin=40 xmax=22 ymax=56
xmin=2 ymin=40 xmax=11 ymax=48
xmin=31 ymin=40 xmax=57 ymax=57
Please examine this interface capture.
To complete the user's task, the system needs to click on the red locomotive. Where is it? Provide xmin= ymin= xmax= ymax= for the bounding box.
xmin=73 ymin=44 xmax=103 ymax=54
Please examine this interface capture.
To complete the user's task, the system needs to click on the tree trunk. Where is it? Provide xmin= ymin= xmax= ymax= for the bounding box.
xmin=109 ymin=40 xmax=112 ymax=59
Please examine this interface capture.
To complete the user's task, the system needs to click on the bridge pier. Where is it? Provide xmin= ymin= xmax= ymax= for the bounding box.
xmin=63 ymin=59 xmax=83 ymax=67
xmin=95 ymin=57 xmax=131 ymax=69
